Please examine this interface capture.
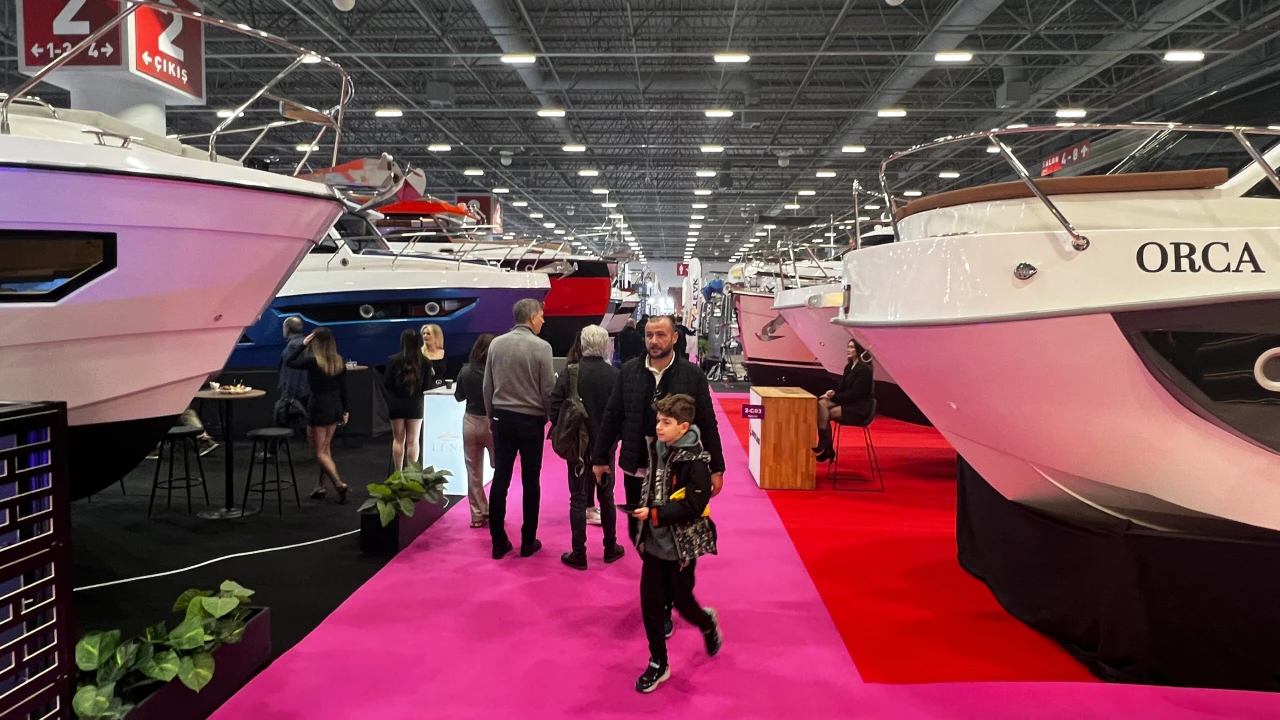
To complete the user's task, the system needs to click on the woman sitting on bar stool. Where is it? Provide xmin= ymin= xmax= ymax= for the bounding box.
xmin=286 ymin=327 xmax=350 ymax=503
xmin=421 ymin=323 xmax=448 ymax=387
xmin=813 ymin=339 xmax=873 ymax=463
xmin=384 ymin=329 xmax=429 ymax=471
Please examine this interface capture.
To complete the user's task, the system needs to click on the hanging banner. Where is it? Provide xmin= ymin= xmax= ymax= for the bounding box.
xmin=1041 ymin=140 xmax=1092 ymax=177
xmin=17 ymin=0 xmax=124 ymax=72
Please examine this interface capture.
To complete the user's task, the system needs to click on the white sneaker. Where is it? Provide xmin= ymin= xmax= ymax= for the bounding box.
xmin=585 ymin=506 xmax=602 ymax=526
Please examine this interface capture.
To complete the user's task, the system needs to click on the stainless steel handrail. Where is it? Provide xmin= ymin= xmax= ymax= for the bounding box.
xmin=880 ymin=122 xmax=1280 ymax=250
xmin=1 ymin=0 xmax=354 ymax=171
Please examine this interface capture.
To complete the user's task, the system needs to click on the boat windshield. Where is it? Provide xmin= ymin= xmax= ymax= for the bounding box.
xmin=335 ymin=214 xmax=390 ymax=252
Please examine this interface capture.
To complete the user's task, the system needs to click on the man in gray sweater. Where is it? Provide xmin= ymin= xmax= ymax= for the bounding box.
xmin=483 ymin=298 xmax=556 ymax=559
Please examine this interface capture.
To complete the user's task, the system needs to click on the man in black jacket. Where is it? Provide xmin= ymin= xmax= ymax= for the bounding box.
xmin=616 ymin=319 xmax=644 ymax=366
xmin=593 ymin=315 xmax=725 ymax=542
xmin=551 ymin=325 xmax=626 ymax=570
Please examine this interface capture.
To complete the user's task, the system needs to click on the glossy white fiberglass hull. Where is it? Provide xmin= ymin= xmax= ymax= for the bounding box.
xmin=773 ymin=283 xmax=851 ymax=376
xmin=837 ymin=183 xmax=1280 ymax=532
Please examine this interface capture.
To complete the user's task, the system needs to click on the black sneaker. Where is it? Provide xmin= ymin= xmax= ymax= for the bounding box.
xmin=493 ymin=540 xmax=513 ymax=560
xmin=664 ymin=616 xmax=674 ymax=639
xmin=702 ymin=608 xmax=722 ymax=656
xmin=603 ymin=544 xmax=626 ymax=564
xmin=635 ymin=660 xmax=670 ymax=694
xmin=520 ymin=539 xmax=542 ymax=558
xmin=561 ymin=551 xmax=587 ymax=570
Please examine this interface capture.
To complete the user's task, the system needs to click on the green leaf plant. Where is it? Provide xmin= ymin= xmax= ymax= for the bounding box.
xmin=358 ymin=461 xmax=450 ymax=527
xmin=71 ymin=580 xmax=257 ymax=719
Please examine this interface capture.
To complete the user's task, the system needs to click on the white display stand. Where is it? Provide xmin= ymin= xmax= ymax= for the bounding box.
xmin=420 ymin=386 xmax=492 ymax=496
xmin=748 ymin=388 xmax=763 ymax=483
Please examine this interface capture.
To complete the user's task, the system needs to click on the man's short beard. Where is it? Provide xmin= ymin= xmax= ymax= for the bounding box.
xmin=648 ymin=345 xmax=674 ymax=359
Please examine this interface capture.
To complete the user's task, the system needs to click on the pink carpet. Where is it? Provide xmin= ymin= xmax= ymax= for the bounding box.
xmin=212 ymin=399 xmax=1280 ymax=719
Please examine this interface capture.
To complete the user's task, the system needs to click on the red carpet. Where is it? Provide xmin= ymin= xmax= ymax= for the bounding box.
xmin=717 ymin=395 xmax=1097 ymax=684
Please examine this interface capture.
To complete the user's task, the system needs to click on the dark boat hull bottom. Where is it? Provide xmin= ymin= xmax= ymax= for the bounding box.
xmin=741 ymin=361 xmax=930 ymax=426
xmin=957 ymin=455 xmax=1280 ymax=692
xmin=69 ymin=415 xmax=180 ymax=500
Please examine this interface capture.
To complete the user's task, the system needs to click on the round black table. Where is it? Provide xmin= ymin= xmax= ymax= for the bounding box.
xmin=194 ymin=388 xmax=266 ymax=520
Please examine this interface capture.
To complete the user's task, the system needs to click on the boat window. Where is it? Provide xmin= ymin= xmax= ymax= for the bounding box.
xmin=310 ymin=235 xmax=340 ymax=254
xmin=0 ymin=232 xmax=115 ymax=302
xmin=333 ymin=214 xmax=390 ymax=253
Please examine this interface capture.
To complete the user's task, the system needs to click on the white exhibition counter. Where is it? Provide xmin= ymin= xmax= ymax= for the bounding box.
xmin=420 ymin=386 xmax=493 ymax=496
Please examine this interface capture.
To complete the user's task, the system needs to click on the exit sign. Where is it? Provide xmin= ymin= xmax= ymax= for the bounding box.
xmin=130 ymin=0 xmax=205 ymax=102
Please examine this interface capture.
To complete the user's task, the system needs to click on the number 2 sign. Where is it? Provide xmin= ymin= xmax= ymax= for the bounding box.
xmin=131 ymin=0 xmax=205 ymax=102
xmin=17 ymin=0 xmax=124 ymax=71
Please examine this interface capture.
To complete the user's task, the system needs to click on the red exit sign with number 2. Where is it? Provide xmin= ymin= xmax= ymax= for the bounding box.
xmin=18 ymin=0 xmax=123 ymax=70
xmin=132 ymin=0 xmax=205 ymax=101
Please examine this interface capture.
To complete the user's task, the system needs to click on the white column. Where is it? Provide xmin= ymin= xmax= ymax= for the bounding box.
xmin=62 ymin=76 xmax=168 ymax=136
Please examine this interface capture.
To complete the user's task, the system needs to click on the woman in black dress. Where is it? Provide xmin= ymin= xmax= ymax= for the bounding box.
xmin=813 ymin=339 xmax=874 ymax=462
xmin=384 ymin=329 xmax=429 ymax=471
xmin=420 ymin=323 xmax=448 ymax=386
xmin=285 ymin=327 xmax=350 ymax=502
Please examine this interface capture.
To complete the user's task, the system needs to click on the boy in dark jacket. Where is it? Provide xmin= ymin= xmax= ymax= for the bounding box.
xmin=631 ymin=394 xmax=723 ymax=693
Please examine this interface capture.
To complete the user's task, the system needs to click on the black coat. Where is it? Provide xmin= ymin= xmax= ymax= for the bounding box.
xmin=616 ymin=326 xmax=644 ymax=364
xmin=833 ymin=360 xmax=874 ymax=425
xmin=549 ymin=356 xmax=618 ymax=450
xmin=592 ymin=355 xmax=726 ymax=475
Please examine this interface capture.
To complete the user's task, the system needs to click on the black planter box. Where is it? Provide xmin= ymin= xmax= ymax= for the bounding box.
xmin=129 ymin=608 xmax=272 ymax=720
xmin=360 ymin=498 xmax=449 ymax=555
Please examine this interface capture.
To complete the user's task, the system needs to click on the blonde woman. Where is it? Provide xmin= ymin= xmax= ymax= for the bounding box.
xmin=285 ymin=327 xmax=350 ymax=503
xmin=420 ymin=323 xmax=448 ymax=386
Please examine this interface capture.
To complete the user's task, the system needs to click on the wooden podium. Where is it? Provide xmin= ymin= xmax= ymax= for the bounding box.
xmin=747 ymin=387 xmax=817 ymax=490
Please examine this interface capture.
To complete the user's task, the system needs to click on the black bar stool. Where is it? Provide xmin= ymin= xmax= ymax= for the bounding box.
xmin=148 ymin=426 xmax=210 ymax=516
xmin=242 ymin=428 xmax=300 ymax=517
xmin=827 ymin=399 xmax=884 ymax=493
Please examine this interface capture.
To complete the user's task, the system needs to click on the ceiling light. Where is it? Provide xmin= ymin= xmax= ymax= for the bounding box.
xmin=878 ymin=108 xmax=907 ymax=118
xmin=216 ymin=109 xmax=240 ymax=119
xmin=543 ymin=222 xmax=556 ymax=229
xmin=704 ymin=109 xmax=734 ymax=118
xmin=825 ymin=232 xmax=836 ymax=237
xmin=512 ymin=201 xmax=528 ymax=207
xmin=579 ymin=169 xmax=599 ymax=177
xmin=858 ymin=216 xmax=871 ymax=221
xmin=591 ymin=188 xmax=609 ymax=195
xmin=1164 ymin=49 xmax=1204 ymax=63
xmin=501 ymin=53 xmax=538 ymax=65
xmin=694 ymin=189 xmax=713 ymax=196
xmin=939 ymin=171 xmax=960 ymax=179
xmin=427 ymin=143 xmax=451 ymax=152
xmin=492 ymin=187 xmax=510 ymax=193
xmin=1056 ymin=108 xmax=1087 ymax=119
xmin=1057 ymin=122 xmax=1078 ymax=127
xmin=755 ymin=231 xmax=767 ymax=237
xmin=295 ymin=144 xmax=319 ymax=152
xmin=691 ymin=214 xmax=705 ymax=220
xmin=690 ymin=224 xmax=703 ymax=229
xmin=688 ymin=231 xmax=699 ymax=236
xmin=812 ymin=238 xmax=823 ymax=244
xmin=1007 ymin=123 xmax=1029 ymax=129
xmin=463 ymin=168 xmax=484 ymax=176
xmin=784 ymin=203 xmax=800 ymax=210
xmin=538 ymin=108 xmax=567 ymax=118
xmin=714 ymin=52 xmax=751 ymax=64
xmin=842 ymin=145 xmax=867 ymax=153
xmin=530 ymin=212 xmax=544 ymax=218
xmin=562 ymin=144 xmax=587 ymax=152
xmin=692 ymin=203 xmax=709 ymax=209
xmin=601 ymin=202 xmax=619 ymax=208
xmin=700 ymin=145 xmax=724 ymax=153
xmin=302 ymin=54 xmax=323 ymax=65
xmin=696 ymin=170 xmax=717 ymax=178
xmin=762 ymin=224 xmax=777 ymax=230
xmin=903 ymin=190 xmax=923 ymax=197
xmin=864 ymin=203 xmax=881 ymax=210
xmin=816 ymin=170 xmax=837 ymax=178
xmin=987 ymin=145 xmax=1002 ymax=154
xmin=798 ymin=190 xmax=816 ymax=196
xmin=935 ymin=50 xmax=973 ymax=63
xmin=609 ymin=214 xmax=625 ymax=220
xmin=374 ymin=108 xmax=403 ymax=118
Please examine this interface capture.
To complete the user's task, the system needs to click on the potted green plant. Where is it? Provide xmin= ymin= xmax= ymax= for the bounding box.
xmin=72 ymin=581 xmax=272 ymax=720
xmin=358 ymin=462 xmax=451 ymax=554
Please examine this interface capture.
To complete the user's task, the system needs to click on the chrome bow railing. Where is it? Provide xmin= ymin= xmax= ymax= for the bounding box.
xmin=0 ymin=0 xmax=354 ymax=173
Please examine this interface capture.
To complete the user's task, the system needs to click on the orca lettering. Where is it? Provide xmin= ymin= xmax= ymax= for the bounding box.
xmin=1136 ymin=241 xmax=1264 ymax=274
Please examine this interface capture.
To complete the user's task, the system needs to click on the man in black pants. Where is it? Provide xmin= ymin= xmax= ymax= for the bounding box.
xmin=592 ymin=316 xmax=726 ymax=629
xmin=483 ymin=299 xmax=556 ymax=560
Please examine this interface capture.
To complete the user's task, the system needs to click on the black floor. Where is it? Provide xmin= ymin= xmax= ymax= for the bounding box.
xmin=70 ymin=435 xmax=457 ymax=660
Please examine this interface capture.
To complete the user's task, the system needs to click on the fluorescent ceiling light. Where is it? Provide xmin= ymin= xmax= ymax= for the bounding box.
xmin=492 ymin=187 xmax=510 ymax=193
xmin=762 ymin=224 xmax=776 ymax=229
xmin=1164 ymin=49 xmax=1204 ymax=63
xmin=939 ymin=171 xmax=960 ymax=179
xmin=562 ymin=144 xmax=587 ymax=152
xmin=858 ymin=216 xmax=870 ymax=221
xmin=427 ymin=143 xmax=451 ymax=152
xmin=1057 ymin=122 xmax=1078 ymax=127
xmin=1007 ymin=123 xmax=1029 ymax=129
xmin=825 ymin=232 xmax=836 ymax=237
xmin=700 ymin=145 xmax=725 ymax=153
xmin=842 ymin=145 xmax=867 ymax=153
xmin=798 ymin=190 xmax=816 ymax=196
xmin=553 ymin=229 xmax=566 ymax=235
xmin=691 ymin=214 xmax=705 ymax=220
xmin=755 ymin=231 xmax=767 ymax=237
xmin=812 ymin=238 xmax=823 ymax=244
xmin=578 ymin=169 xmax=599 ymax=177
xmin=696 ymin=170 xmax=717 ymax=178
xmin=530 ymin=212 xmax=544 ymax=218
xmin=694 ymin=189 xmax=713 ymax=196
xmin=864 ymin=203 xmax=881 ymax=210
xmin=704 ymin=109 xmax=734 ymax=118
xmin=987 ymin=145 xmax=1002 ymax=154
xmin=538 ymin=108 xmax=567 ymax=118
xmin=374 ymin=108 xmax=404 ymax=118
xmin=816 ymin=170 xmax=837 ymax=178
xmin=543 ymin=222 xmax=556 ymax=229
xmin=903 ymin=190 xmax=923 ymax=197
xmin=501 ymin=53 xmax=538 ymax=64
xmin=609 ymin=214 xmax=624 ymax=220
xmin=463 ymin=168 xmax=484 ymax=176
xmin=591 ymin=188 xmax=610 ymax=194
xmin=601 ymin=202 xmax=619 ymax=208
xmin=784 ymin=203 xmax=800 ymax=210
xmin=1056 ymin=108 xmax=1087 ymax=119
xmin=877 ymin=108 xmax=907 ymax=118
xmin=935 ymin=50 xmax=973 ymax=63
xmin=692 ymin=203 xmax=709 ymax=209
xmin=216 ymin=109 xmax=239 ymax=119
xmin=295 ymin=144 xmax=319 ymax=152
xmin=714 ymin=52 xmax=751 ymax=64
xmin=689 ymin=224 xmax=703 ymax=229
xmin=688 ymin=232 xmax=699 ymax=236
xmin=512 ymin=201 xmax=528 ymax=207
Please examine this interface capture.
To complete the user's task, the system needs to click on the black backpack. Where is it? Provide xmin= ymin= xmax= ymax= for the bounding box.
xmin=551 ymin=364 xmax=590 ymax=474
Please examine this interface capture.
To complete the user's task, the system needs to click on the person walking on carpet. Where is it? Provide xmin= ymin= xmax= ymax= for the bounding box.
xmin=455 ymin=333 xmax=495 ymax=528
xmin=483 ymin=299 xmax=556 ymax=560
xmin=631 ymin=393 xmax=722 ymax=693
xmin=550 ymin=325 xmax=625 ymax=570
xmin=285 ymin=328 xmax=350 ymax=503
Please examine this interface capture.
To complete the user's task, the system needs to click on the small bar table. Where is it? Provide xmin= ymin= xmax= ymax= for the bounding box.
xmin=194 ymin=388 xmax=266 ymax=520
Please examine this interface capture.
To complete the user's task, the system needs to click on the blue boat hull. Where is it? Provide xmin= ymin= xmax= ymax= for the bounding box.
xmin=227 ymin=286 xmax=544 ymax=371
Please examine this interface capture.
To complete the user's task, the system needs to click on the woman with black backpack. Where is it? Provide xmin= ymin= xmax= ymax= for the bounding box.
xmin=550 ymin=325 xmax=626 ymax=570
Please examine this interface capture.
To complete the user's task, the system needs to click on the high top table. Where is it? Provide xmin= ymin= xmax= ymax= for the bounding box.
xmin=194 ymin=388 xmax=266 ymax=519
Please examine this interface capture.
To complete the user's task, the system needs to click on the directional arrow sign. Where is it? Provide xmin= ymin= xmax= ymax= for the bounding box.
xmin=17 ymin=0 xmax=124 ymax=72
